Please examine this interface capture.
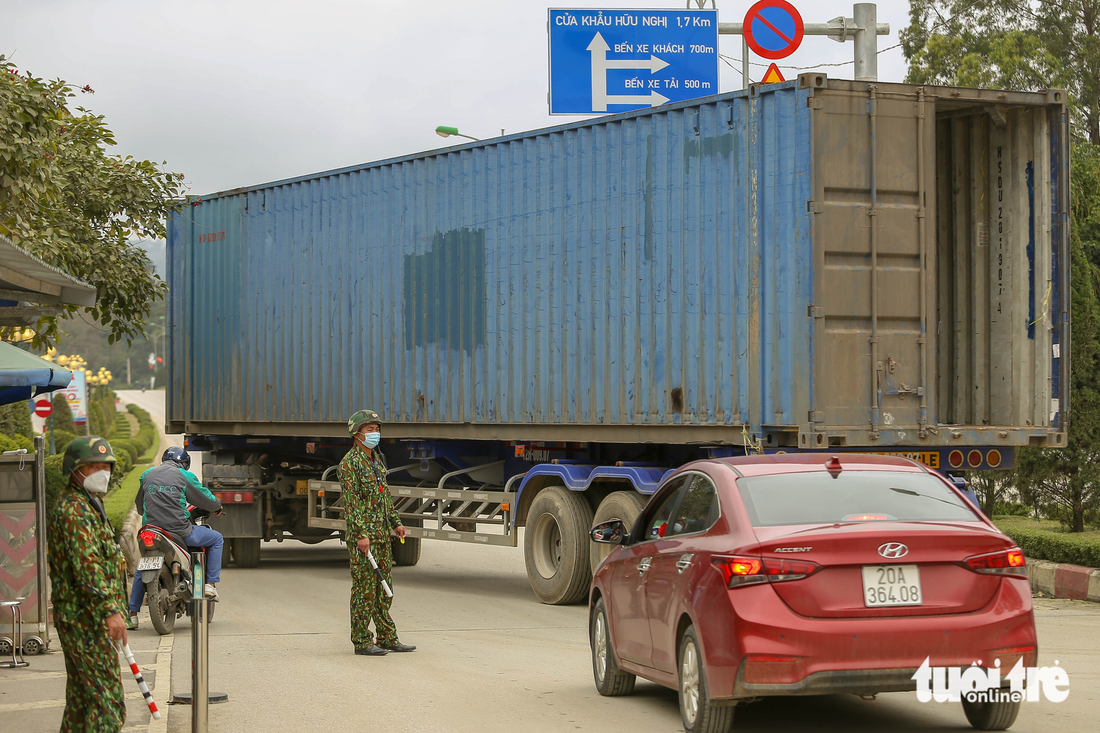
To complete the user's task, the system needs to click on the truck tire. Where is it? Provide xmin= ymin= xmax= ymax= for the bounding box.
xmin=590 ymin=491 xmax=647 ymax=573
xmin=232 ymin=538 xmax=261 ymax=568
xmin=524 ymin=485 xmax=593 ymax=605
xmin=391 ymin=537 xmax=421 ymax=566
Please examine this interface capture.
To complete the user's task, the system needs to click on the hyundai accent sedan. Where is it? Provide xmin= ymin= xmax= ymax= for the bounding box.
xmin=588 ymin=454 xmax=1035 ymax=733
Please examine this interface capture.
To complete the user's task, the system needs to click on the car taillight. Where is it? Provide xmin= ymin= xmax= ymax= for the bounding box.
xmin=139 ymin=530 xmax=156 ymax=548
xmin=989 ymin=645 xmax=1037 ymax=670
xmin=963 ymin=548 xmax=1028 ymax=577
xmin=743 ymin=654 xmax=806 ymax=684
xmin=713 ymin=556 xmax=821 ymax=587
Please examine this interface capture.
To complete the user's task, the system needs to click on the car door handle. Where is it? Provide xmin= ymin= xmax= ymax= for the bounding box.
xmin=676 ymin=554 xmax=694 ymax=574
xmin=637 ymin=557 xmax=652 ymax=575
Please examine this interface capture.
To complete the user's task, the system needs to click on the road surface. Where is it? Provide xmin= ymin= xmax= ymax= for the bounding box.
xmin=115 ymin=393 xmax=1099 ymax=733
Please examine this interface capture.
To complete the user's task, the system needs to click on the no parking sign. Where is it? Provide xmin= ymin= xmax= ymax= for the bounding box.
xmin=744 ymin=0 xmax=804 ymax=60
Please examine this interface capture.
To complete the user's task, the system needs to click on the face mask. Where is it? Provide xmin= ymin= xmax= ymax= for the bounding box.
xmin=360 ymin=432 xmax=381 ymax=449
xmin=82 ymin=469 xmax=111 ymax=494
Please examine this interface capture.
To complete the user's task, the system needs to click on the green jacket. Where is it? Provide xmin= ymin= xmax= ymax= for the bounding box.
xmin=47 ymin=483 xmax=127 ymax=626
xmin=338 ymin=447 xmax=402 ymax=543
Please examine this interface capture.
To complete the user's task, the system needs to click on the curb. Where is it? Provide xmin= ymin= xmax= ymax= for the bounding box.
xmin=1026 ymin=558 xmax=1100 ymax=602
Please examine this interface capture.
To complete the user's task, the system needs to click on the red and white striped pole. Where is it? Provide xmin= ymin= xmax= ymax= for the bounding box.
xmin=118 ymin=642 xmax=161 ymax=719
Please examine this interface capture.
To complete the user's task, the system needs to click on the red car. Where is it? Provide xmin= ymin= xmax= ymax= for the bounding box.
xmin=588 ymin=454 xmax=1036 ymax=733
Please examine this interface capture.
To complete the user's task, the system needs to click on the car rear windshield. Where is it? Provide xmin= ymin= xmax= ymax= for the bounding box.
xmin=736 ymin=471 xmax=980 ymax=527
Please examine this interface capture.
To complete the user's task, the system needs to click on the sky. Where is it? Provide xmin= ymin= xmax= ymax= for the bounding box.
xmin=2 ymin=0 xmax=914 ymax=197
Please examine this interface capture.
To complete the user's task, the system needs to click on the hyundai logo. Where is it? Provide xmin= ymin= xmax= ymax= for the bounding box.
xmin=878 ymin=542 xmax=909 ymax=559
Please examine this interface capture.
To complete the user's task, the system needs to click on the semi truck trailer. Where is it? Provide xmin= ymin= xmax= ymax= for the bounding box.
xmin=166 ymin=75 xmax=1070 ymax=603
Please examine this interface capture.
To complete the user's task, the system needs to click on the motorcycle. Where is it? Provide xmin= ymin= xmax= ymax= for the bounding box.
xmin=136 ymin=506 xmax=218 ymax=634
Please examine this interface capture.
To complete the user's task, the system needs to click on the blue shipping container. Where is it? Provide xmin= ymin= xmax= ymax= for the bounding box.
xmin=168 ymin=76 xmax=1069 ymax=451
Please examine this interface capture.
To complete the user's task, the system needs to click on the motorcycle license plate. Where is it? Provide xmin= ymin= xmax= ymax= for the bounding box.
xmin=861 ymin=564 xmax=922 ymax=607
xmin=137 ymin=556 xmax=163 ymax=571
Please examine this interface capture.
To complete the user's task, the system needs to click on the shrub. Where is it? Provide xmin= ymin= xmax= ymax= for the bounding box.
xmin=51 ymin=429 xmax=78 ymax=454
xmin=0 ymin=433 xmax=22 ymax=452
xmin=48 ymin=393 xmax=75 ymax=433
xmin=995 ymin=501 xmax=1031 ymax=517
xmin=0 ymin=401 xmax=34 ymax=440
xmin=110 ymin=438 xmax=140 ymax=464
xmin=1002 ymin=526 xmax=1100 ymax=568
xmin=44 ymin=453 xmax=66 ymax=516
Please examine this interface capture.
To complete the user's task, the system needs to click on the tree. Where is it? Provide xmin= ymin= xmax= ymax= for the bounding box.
xmin=0 ymin=400 xmax=33 ymax=440
xmin=902 ymin=1 xmax=1100 ymax=143
xmin=903 ymin=3 xmax=1100 ymax=530
xmin=48 ymin=392 xmax=75 ymax=434
xmin=966 ymin=469 xmax=1016 ymax=517
xmin=1015 ymin=238 xmax=1100 ymax=531
xmin=0 ymin=55 xmax=185 ymax=348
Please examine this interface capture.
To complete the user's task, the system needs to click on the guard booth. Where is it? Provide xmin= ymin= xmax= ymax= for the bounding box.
xmin=0 ymin=436 xmax=49 ymax=656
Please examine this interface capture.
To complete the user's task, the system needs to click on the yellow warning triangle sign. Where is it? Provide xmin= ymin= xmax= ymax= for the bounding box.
xmin=762 ymin=63 xmax=785 ymax=84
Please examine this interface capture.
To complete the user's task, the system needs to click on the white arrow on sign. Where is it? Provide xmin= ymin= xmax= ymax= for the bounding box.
xmin=587 ymin=32 xmax=671 ymax=112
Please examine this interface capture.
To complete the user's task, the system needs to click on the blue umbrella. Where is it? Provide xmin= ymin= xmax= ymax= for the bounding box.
xmin=0 ymin=341 xmax=73 ymax=406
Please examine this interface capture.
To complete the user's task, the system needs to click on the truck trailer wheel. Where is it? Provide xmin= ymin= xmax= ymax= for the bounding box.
xmin=232 ymin=538 xmax=261 ymax=568
xmin=524 ymin=485 xmax=593 ymax=605
xmin=590 ymin=491 xmax=647 ymax=573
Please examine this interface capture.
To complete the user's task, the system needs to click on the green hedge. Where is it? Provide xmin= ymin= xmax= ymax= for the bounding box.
xmin=1000 ymin=526 xmax=1100 ymax=568
xmin=0 ymin=433 xmax=34 ymax=452
xmin=126 ymin=404 xmax=159 ymax=461
xmin=0 ymin=401 xmax=34 ymax=440
xmin=51 ymin=429 xmax=78 ymax=454
xmin=111 ymin=438 xmax=140 ymax=464
xmin=44 ymin=453 xmax=66 ymax=516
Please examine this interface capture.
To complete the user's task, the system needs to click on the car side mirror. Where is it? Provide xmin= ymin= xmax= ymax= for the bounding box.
xmin=590 ymin=519 xmax=626 ymax=545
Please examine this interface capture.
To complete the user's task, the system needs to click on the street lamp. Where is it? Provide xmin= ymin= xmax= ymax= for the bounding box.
xmin=435 ymin=126 xmax=480 ymax=142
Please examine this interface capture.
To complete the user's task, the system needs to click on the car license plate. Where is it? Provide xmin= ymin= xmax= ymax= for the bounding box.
xmin=862 ymin=564 xmax=922 ymax=607
xmin=137 ymin=556 xmax=163 ymax=571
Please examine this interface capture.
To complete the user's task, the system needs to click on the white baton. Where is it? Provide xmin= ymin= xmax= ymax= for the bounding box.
xmin=365 ymin=548 xmax=394 ymax=598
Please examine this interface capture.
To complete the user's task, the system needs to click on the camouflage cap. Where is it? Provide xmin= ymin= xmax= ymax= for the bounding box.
xmin=62 ymin=436 xmax=117 ymax=476
xmin=348 ymin=409 xmax=382 ymax=436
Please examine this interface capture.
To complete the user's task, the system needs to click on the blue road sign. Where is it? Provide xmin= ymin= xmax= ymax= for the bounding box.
xmin=549 ymin=8 xmax=719 ymax=115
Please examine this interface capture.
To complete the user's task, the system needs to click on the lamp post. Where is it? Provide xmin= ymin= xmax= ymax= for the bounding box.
xmin=435 ymin=126 xmax=481 ymax=142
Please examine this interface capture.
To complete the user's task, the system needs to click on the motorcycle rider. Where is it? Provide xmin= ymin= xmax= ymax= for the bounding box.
xmin=128 ymin=447 xmax=223 ymax=629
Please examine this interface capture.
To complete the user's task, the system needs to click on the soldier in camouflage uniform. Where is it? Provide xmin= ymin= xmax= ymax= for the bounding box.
xmin=47 ymin=436 xmax=128 ymax=732
xmin=338 ymin=409 xmax=415 ymax=656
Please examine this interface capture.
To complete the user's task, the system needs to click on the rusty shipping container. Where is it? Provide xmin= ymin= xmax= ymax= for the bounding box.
xmin=167 ymin=75 xmax=1070 ymax=452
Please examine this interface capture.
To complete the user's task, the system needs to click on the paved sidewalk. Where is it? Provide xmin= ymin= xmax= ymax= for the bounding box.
xmin=0 ymin=605 xmax=174 ymax=732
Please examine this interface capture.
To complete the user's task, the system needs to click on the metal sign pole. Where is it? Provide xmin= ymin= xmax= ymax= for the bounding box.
xmin=852 ymin=3 xmax=878 ymax=81
xmin=34 ymin=436 xmax=48 ymax=652
xmin=718 ymin=2 xmax=889 ymax=87
xmin=191 ymin=552 xmax=208 ymax=733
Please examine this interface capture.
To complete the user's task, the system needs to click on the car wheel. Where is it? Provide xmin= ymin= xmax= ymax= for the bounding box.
xmin=962 ymin=693 xmax=1021 ymax=730
xmin=590 ymin=597 xmax=636 ymax=696
xmin=523 ymin=486 xmax=593 ymax=605
xmin=590 ymin=491 xmax=646 ymax=574
xmin=678 ymin=626 xmax=734 ymax=733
